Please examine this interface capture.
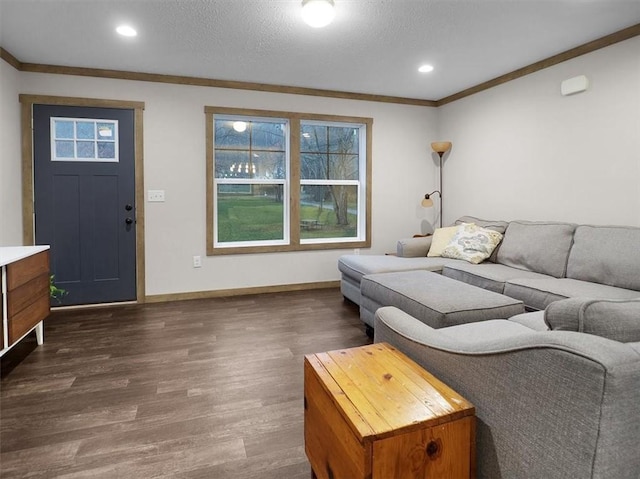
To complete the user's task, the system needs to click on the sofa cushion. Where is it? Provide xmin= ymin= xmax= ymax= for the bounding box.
xmin=338 ymin=254 xmax=457 ymax=283
xmin=441 ymin=224 xmax=503 ymax=264
xmin=566 ymin=225 xmax=640 ymax=291
xmin=427 ymin=226 xmax=459 ymax=257
xmin=509 ymin=311 xmax=549 ymax=331
xmin=454 ymin=216 xmax=509 ymax=234
xmin=396 ymin=236 xmax=433 ymax=257
xmin=545 ymin=298 xmax=640 ymax=342
xmin=443 ymin=263 xmax=552 ymax=294
xmin=360 ymin=271 xmax=524 ymax=329
xmin=504 ymin=277 xmax=640 ymax=311
xmin=454 ymin=216 xmax=509 ymax=262
xmin=497 ymin=221 xmax=576 ymax=278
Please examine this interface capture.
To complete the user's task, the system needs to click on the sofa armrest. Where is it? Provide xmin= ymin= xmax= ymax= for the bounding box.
xmin=545 ymin=297 xmax=640 ymax=342
xmin=373 ymin=306 xmax=640 ymax=479
xmin=396 ymin=236 xmax=433 ymax=257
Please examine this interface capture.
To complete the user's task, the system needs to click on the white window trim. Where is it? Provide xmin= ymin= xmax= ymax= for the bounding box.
xmin=212 ymin=116 xmax=290 ymax=249
xmin=299 ymin=121 xmax=367 ymax=244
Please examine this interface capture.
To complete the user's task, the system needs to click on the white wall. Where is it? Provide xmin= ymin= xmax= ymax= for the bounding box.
xmin=4 ymin=35 xmax=638 ymax=297
xmin=439 ymin=36 xmax=640 ymax=226
xmin=0 ymin=60 xmax=24 ymax=245
xmin=0 ymin=68 xmax=438 ymax=295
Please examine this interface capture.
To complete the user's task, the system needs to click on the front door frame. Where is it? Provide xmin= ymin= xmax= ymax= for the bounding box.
xmin=20 ymin=94 xmax=146 ymax=303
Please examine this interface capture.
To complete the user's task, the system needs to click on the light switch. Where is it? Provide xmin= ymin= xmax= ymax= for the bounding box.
xmin=148 ymin=190 xmax=165 ymax=202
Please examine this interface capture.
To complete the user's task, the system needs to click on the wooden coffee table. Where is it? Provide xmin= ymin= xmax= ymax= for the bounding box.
xmin=304 ymin=342 xmax=475 ymax=479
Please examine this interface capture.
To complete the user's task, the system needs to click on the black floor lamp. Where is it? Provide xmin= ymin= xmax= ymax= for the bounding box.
xmin=422 ymin=141 xmax=452 ymax=228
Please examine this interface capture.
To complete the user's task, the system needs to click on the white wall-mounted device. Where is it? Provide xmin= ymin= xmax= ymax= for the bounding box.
xmin=561 ymin=75 xmax=589 ymax=96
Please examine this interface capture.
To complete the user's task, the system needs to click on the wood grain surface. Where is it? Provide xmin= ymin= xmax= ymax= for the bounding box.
xmin=1 ymin=289 xmax=370 ymax=478
xmin=304 ymin=343 xmax=475 ymax=479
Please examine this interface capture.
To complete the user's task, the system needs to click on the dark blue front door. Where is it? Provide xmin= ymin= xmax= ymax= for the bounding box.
xmin=33 ymin=105 xmax=136 ymax=306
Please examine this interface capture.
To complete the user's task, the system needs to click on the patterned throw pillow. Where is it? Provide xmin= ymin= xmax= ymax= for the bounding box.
xmin=441 ymin=224 xmax=504 ymax=264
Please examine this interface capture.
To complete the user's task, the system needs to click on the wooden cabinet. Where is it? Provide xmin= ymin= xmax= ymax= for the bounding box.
xmin=1 ymin=246 xmax=50 ymax=356
xmin=304 ymin=343 xmax=475 ymax=479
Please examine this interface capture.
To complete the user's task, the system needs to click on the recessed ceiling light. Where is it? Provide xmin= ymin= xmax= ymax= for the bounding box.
xmin=116 ymin=25 xmax=137 ymax=37
xmin=302 ymin=0 xmax=336 ymax=28
xmin=418 ymin=64 xmax=434 ymax=73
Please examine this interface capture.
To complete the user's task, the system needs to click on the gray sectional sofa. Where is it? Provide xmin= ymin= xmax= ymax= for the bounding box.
xmin=339 ymin=216 xmax=640 ymax=315
xmin=337 ymin=216 xmax=640 ymax=478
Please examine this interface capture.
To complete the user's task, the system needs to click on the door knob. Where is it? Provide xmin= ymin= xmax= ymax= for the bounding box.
xmin=125 ymin=218 xmax=133 ymax=225
xmin=125 ymin=204 xmax=133 ymax=211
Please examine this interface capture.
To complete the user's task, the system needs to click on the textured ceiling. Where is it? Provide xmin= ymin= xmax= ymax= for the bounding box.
xmin=1 ymin=0 xmax=639 ymax=101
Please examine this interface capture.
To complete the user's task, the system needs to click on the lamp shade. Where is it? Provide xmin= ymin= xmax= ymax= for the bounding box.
xmin=421 ymin=197 xmax=434 ymax=208
xmin=431 ymin=141 xmax=452 ymax=154
xmin=421 ymin=191 xmax=440 ymax=208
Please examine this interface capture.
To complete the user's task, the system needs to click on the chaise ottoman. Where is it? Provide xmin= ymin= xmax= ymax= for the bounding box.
xmin=360 ymin=270 xmax=525 ymax=329
xmin=338 ymin=254 xmax=458 ymax=305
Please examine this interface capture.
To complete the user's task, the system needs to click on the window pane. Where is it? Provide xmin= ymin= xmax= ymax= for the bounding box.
xmin=76 ymin=141 xmax=95 ymax=158
xmin=54 ymin=120 xmax=74 ymax=139
xmin=55 ymin=140 xmax=75 ymax=158
xmin=217 ymin=185 xmax=285 ymax=243
xmin=301 ymin=124 xmax=327 ymax=153
xmin=252 ymin=151 xmax=286 ymax=179
xmin=251 ymin=122 xmax=285 ymax=151
xmin=329 ymin=126 xmax=359 ymax=154
xmin=76 ymin=121 xmax=95 ymax=139
xmin=97 ymin=123 xmax=115 ymax=139
xmin=97 ymin=141 xmax=116 ymax=159
xmin=215 ymin=119 xmax=250 ymax=150
xmin=301 ymin=153 xmax=328 ymax=180
xmin=215 ymin=150 xmax=251 ymax=178
xmin=300 ymin=185 xmax=358 ymax=239
xmin=329 ymin=154 xmax=359 ymax=180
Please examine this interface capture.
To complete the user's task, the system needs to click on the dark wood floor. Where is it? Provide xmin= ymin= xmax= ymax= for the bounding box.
xmin=1 ymin=289 xmax=370 ymax=478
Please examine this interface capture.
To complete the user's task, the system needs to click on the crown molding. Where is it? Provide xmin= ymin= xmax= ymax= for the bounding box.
xmin=436 ymin=22 xmax=640 ymax=106
xmin=0 ymin=47 xmax=21 ymax=70
xmin=2 ymin=23 xmax=639 ymax=107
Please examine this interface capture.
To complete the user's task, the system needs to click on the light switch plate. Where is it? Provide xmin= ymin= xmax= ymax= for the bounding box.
xmin=148 ymin=190 xmax=165 ymax=202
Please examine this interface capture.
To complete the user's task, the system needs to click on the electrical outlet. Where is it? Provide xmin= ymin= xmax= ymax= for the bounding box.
xmin=354 ymin=248 xmax=360 ymax=255
xmin=148 ymin=190 xmax=165 ymax=202
xmin=193 ymin=255 xmax=201 ymax=268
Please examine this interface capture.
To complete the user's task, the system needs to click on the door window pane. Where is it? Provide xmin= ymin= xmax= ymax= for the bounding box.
xmin=76 ymin=141 xmax=95 ymax=158
xmin=55 ymin=121 xmax=74 ymax=139
xmin=55 ymin=140 xmax=75 ymax=158
xmin=97 ymin=142 xmax=116 ymax=159
xmin=76 ymin=121 xmax=95 ymax=139
xmin=97 ymin=123 xmax=115 ymax=138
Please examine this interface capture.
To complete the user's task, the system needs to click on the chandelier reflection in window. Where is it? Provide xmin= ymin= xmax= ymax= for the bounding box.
xmin=229 ymin=162 xmax=256 ymax=176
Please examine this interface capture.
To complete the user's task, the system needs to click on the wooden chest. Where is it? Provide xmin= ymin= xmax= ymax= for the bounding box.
xmin=304 ymin=342 xmax=475 ymax=479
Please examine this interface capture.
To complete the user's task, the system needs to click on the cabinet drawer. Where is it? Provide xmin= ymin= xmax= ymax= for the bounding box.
xmin=7 ymin=250 xmax=50 ymax=291
xmin=8 ymin=272 xmax=50 ymax=317
xmin=9 ymin=292 xmax=49 ymax=345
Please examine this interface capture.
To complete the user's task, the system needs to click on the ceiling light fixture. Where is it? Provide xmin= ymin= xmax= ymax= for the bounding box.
xmin=302 ymin=0 xmax=336 ymax=28
xmin=116 ymin=25 xmax=137 ymax=37
xmin=418 ymin=64 xmax=434 ymax=73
